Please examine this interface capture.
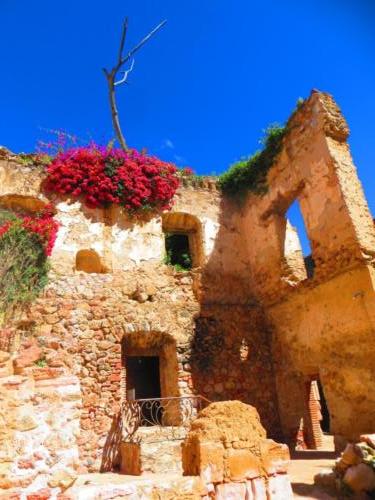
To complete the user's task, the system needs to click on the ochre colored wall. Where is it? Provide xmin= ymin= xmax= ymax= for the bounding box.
xmin=238 ymin=91 xmax=375 ymax=447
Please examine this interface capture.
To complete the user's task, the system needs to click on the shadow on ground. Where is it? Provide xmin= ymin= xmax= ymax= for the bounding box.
xmin=290 ymin=443 xmax=339 ymax=499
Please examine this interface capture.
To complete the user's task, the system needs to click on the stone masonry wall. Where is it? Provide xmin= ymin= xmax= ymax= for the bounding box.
xmin=0 ymin=153 xmax=280 ymax=489
xmin=0 ymin=364 xmax=81 ymax=496
xmin=239 ymin=91 xmax=375 ymax=447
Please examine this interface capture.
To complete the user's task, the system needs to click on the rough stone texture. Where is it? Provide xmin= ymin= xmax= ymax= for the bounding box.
xmin=182 ymin=401 xmax=292 ymax=499
xmin=239 ymin=91 xmax=375 ymax=446
xmin=64 ymin=473 xmax=207 ymax=499
xmin=0 ymin=368 xmax=81 ymax=495
xmin=120 ymin=428 xmax=184 ymax=475
xmin=1 ymin=89 xmax=375 ymax=497
xmin=0 ymin=161 xmax=280 ymax=477
xmin=314 ymin=436 xmax=375 ymax=497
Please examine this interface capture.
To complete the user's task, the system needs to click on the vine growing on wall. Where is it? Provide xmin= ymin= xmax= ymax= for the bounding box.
xmin=218 ymin=124 xmax=286 ymax=200
xmin=0 ymin=206 xmax=58 ymax=318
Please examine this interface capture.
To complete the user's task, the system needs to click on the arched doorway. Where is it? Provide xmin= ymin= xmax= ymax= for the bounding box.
xmin=121 ymin=331 xmax=180 ymax=426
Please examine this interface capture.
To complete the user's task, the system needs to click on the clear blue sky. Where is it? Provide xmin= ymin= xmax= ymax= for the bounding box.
xmin=1 ymin=0 xmax=374 ymax=230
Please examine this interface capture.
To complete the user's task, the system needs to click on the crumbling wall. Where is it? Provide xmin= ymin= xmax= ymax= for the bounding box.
xmin=182 ymin=401 xmax=293 ymax=499
xmin=239 ymin=91 xmax=375 ymax=447
xmin=0 ymin=154 xmax=279 ymax=485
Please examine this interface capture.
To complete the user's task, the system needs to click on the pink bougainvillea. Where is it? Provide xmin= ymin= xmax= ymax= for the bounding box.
xmin=44 ymin=145 xmax=181 ymax=212
xmin=0 ymin=205 xmax=58 ymax=256
xmin=21 ymin=205 xmax=59 ymax=256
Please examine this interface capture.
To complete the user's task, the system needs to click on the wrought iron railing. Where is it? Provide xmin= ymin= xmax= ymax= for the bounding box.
xmin=121 ymin=395 xmax=210 ymax=442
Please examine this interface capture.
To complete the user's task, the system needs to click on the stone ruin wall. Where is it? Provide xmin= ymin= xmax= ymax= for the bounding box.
xmin=1 ymin=89 xmax=375 ymax=494
xmin=0 ymin=155 xmax=280 ymax=482
xmin=239 ymin=91 xmax=375 ymax=448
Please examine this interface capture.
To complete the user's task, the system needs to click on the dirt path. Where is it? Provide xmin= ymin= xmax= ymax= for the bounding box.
xmin=290 ymin=436 xmax=339 ymax=499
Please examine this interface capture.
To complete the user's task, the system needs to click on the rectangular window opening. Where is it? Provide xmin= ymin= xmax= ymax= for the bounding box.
xmin=286 ymin=200 xmax=315 ymax=279
xmin=164 ymin=232 xmax=192 ymax=271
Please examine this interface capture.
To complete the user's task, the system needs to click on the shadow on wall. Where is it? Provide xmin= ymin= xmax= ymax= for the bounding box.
xmin=101 ymin=413 xmax=123 ymax=472
xmin=188 ymin=195 xmax=283 ymax=440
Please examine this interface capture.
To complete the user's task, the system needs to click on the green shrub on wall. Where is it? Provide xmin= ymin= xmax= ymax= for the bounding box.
xmin=0 ymin=220 xmax=50 ymax=316
xmin=0 ymin=207 xmax=58 ymax=319
xmin=218 ymin=124 xmax=286 ymax=200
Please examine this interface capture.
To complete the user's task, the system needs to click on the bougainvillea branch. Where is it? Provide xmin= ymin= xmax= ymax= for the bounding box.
xmin=103 ymin=18 xmax=167 ymax=151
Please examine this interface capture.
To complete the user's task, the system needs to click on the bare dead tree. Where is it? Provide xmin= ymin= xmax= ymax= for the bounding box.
xmin=103 ymin=18 xmax=167 ymax=151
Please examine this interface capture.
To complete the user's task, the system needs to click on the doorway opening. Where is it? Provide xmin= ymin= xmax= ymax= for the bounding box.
xmin=126 ymin=356 xmax=162 ymax=425
xmin=317 ymin=379 xmax=330 ymax=434
xmin=301 ymin=377 xmax=331 ymax=450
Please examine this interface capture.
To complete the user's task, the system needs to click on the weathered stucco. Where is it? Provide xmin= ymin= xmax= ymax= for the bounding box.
xmin=0 ymin=90 xmax=375 ymax=498
xmin=238 ymin=91 xmax=375 ymax=447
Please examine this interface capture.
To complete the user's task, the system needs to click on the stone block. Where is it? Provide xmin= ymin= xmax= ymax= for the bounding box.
xmin=13 ymin=340 xmax=41 ymax=372
xmin=0 ymin=351 xmax=10 ymax=364
xmin=47 ymin=469 xmax=77 ymax=490
xmin=250 ymin=477 xmax=267 ymax=500
xmin=0 ymin=359 xmax=13 ymax=378
xmin=226 ymin=449 xmax=261 ymax=481
xmin=13 ymin=415 xmax=38 ymax=432
xmin=260 ymin=439 xmax=290 ymax=475
xmin=339 ymin=443 xmax=362 ymax=468
xmin=120 ymin=442 xmax=141 ymax=475
xmin=182 ymin=440 xmax=224 ymax=483
xmin=360 ymin=434 xmax=375 ymax=449
xmin=215 ymin=482 xmax=247 ymax=500
xmin=343 ymin=463 xmax=375 ymax=493
xmin=267 ymin=474 xmax=293 ymax=499
xmin=26 ymin=489 xmax=52 ymax=500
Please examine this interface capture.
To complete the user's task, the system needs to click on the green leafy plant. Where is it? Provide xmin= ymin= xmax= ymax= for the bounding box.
xmin=0 ymin=210 xmax=56 ymax=318
xmin=34 ymin=358 xmax=47 ymax=368
xmin=17 ymin=153 xmax=52 ymax=167
xmin=218 ymin=124 xmax=286 ymax=200
xmin=164 ymin=233 xmax=192 ymax=271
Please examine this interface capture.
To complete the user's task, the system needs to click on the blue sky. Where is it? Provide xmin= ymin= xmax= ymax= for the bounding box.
xmin=0 ymin=0 xmax=374 ymax=246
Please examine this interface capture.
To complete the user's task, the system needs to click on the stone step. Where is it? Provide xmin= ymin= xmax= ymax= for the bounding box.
xmin=66 ymin=472 xmax=206 ymax=499
xmin=122 ymin=426 xmax=186 ymax=475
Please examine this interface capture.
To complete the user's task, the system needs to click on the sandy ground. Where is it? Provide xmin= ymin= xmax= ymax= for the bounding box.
xmin=290 ymin=435 xmax=338 ymax=499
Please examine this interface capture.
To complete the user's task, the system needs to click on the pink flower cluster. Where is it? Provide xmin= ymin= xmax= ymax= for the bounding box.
xmin=0 ymin=205 xmax=58 ymax=256
xmin=44 ymin=145 xmax=181 ymax=212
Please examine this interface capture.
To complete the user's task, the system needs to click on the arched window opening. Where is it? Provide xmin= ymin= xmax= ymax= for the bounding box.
xmin=165 ymin=233 xmax=192 ymax=270
xmin=285 ymin=200 xmax=315 ymax=279
xmin=75 ymin=249 xmax=106 ymax=274
xmin=162 ymin=212 xmax=203 ymax=270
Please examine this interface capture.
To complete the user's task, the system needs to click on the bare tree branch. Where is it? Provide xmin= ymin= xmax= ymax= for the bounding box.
xmin=103 ymin=18 xmax=167 ymax=151
xmin=118 ymin=18 xmax=129 ymax=65
xmin=120 ymin=19 xmax=167 ymax=66
xmin=114 ymin=58 xmax=135 ymax=86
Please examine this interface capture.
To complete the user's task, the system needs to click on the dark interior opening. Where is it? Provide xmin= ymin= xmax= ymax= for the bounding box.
xmin=317 ymin=379 xmax=330 ymax=433
xmin=125 ymin=356 xmax=162 ymax=425
xmin=304 ymin=255 xmax=315 ymax=279
xmin=165 ymin=233 xmax=192 ymax=270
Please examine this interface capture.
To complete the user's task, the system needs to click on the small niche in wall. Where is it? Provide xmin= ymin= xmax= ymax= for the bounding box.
xmin=75 ymin=249 xmax=106 ymax=274
xmin=285 ymin=200 xmax=315 ymax=279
